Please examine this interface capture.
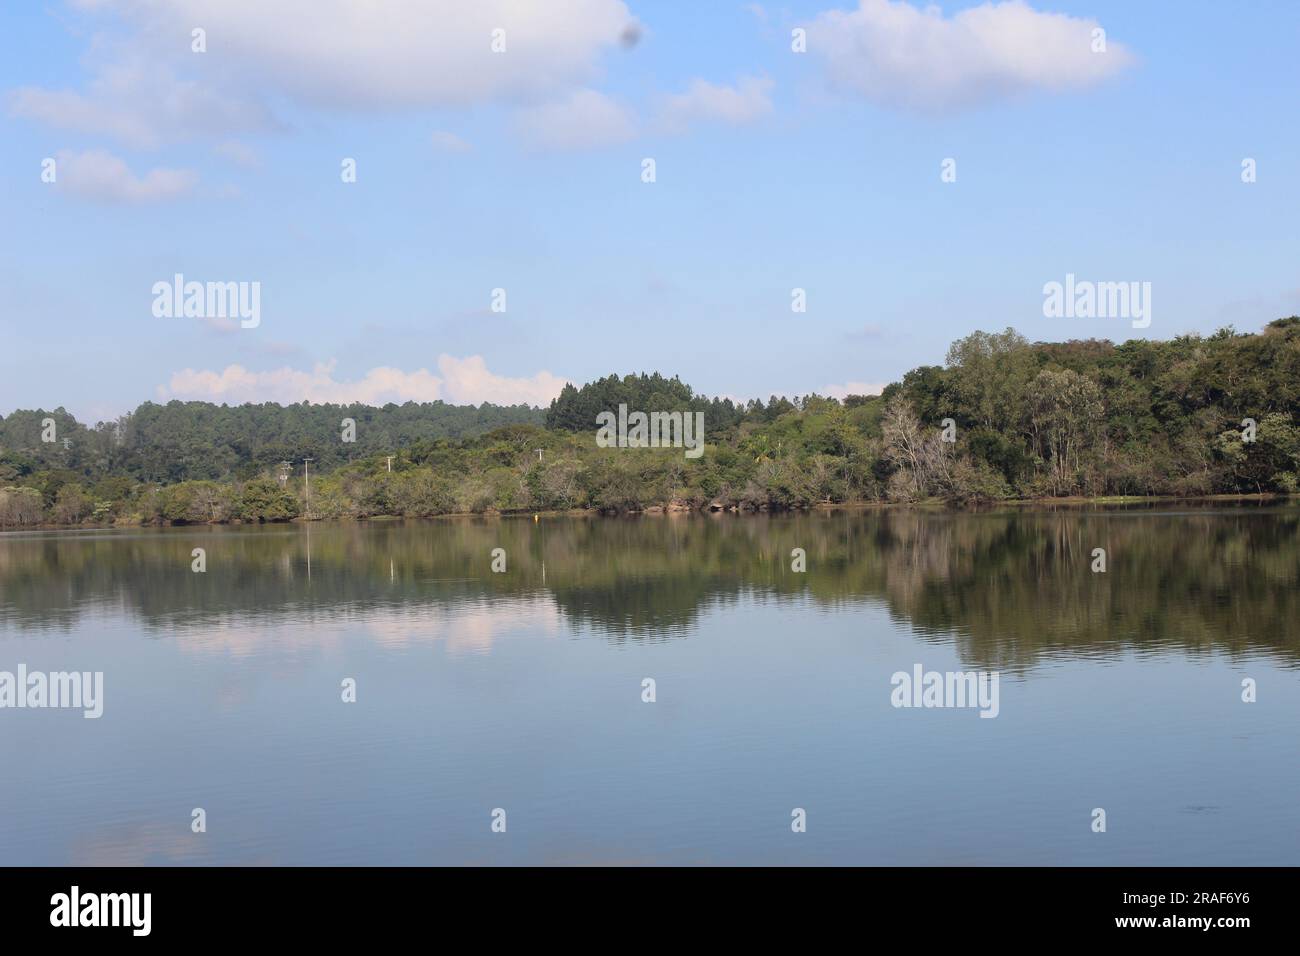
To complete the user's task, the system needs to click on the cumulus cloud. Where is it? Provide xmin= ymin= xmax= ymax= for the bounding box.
xmin=823 ymin=381 xmax=886 ymax=400
xmin=656 ymin=75 xmax=774 ymax=132
xmin=53 ymin=148 xmax=198 ymax=203
xmin=513 ymin=88 xmax=637 ymax=149
xmin=805 ymin=0 xmax=1134 ymax=112
xmin=14 ymin=0 xmax=638 ymax=146
xmin=11 ymin=85 xmax=154 ymax=146
xmin=10 ymin=59 xmax=281 ymax=150
xmin=519 ymin=74 xmax=774 ymax=149
xmin=14 ymin=2 xmax=773 ymax=154
xmin=436 ymin=355 xmax=568 ymax=407
xmin=159 ymin=356 xmax=567 ymax=408
xmin=215 ymin=140 xmax=260 ymax=168
xmin=430 ymin=130 xmax=472 ymax=153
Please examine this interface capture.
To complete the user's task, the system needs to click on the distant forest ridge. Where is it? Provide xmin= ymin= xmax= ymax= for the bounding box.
xmin=0 ymin=370 xmax=812 ymax=484
xmin=2 ymin=318 xmax=1299 ymax=524
xmin=0 ymin=398 xmax=548 ymax=483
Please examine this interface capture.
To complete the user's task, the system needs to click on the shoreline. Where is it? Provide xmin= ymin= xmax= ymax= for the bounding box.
xmin=2 ymin=492 xmax=1292 ymax=533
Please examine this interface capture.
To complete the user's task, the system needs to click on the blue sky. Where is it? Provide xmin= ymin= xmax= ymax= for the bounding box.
xmin=1 ymin=0 xmax=1297 ymax=422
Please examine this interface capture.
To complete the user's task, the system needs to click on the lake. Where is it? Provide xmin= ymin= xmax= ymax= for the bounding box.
xmin=1 ymin=505 xmax=1297 ymax=865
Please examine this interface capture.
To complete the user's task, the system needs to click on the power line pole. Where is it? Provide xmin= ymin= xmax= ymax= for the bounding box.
xmin=386 ymin=455 xmax=394 ymax=473
xmin=303 ymin=457 xmax=314 ymax=517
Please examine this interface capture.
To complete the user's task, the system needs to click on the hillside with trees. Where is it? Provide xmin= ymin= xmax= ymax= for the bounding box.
xmin=2 ymin=319 xmax=1298 ymax=526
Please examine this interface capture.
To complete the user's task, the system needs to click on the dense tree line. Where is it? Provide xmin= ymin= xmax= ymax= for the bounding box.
xmin=2 ymin=319 xmax=1298 ymax=526
xmin=886 ymin=318 xmax=1300 ymax=500
xmin=545 ymin=372 xmax=747 ymax=431
xmin=0 ymin=398 xmax=541 ymax=507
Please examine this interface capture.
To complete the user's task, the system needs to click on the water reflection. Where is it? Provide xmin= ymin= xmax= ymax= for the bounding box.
xmin=3 ymin=506 xmax=1298 ymax=866
xmin=2 ymin=505 xmax=1297 ymax=668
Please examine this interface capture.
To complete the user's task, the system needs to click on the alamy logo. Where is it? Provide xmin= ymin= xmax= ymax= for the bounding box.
xmin=152 ymin=273 xmax=261 ymax=328
xmin=1042 ymin=273 xmax=1151 ymax=329
xmin=596 ymin=404 xmax=705 ymax=459
xmin=0 ymin=665 xmax=103 ymax=718
xmin=890 ymin=664 xmax=1000 ymax=719
xmin=50 ymin=886 xmax=150 ymax=936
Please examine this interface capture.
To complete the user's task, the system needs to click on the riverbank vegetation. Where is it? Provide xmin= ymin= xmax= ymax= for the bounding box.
xmin=2 ymin=320 xmax=1298 ymax=526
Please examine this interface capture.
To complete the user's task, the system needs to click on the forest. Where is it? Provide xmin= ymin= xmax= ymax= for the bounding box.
xmin=2 ymin=319 xmax=1298 ymax=526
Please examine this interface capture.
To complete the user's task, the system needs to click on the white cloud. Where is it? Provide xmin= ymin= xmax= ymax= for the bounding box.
xmin=11 ymin=86 xmax=154 ymax=146
xmin=15 ymin=0 xmax=638 ymax=146
xmin=430 ymin=130 xmax=472 ymax=153
xmin=519 ymin=75 xmax=775 ymax=149
xmin=514 ymin=88 xmax=637 ymax=150
xmin=806 ymin=0 xmax=1134 ymax=112
xmin=436 ymin=355 xmax=568 ymax=407
xmin=10 ymin=58 xmax=280 ymax=150
xmin=15 ymin=2 xmax=774 ymax=155
xmin=54 ymin=148 xmax=198 ymax=203
xmin=656 ymin=75 xmax=774 ymax=132
xmin=159 ymin=356 xmax=567 ymax=408
xmin=215 ymin=140 xmax=260 ymax=168
xmin=823 ymin=381 xmax=886 ymax=400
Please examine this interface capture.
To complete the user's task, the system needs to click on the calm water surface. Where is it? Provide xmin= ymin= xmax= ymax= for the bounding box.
xmin=1 ymin=506 xmax=1297 ymax=865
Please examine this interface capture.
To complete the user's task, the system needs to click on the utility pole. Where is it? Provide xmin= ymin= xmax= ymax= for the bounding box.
xmin=386 ymin=455 xmax=394 ymax=473
xmin=303 ymin=457 xmax=314 ymax=517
